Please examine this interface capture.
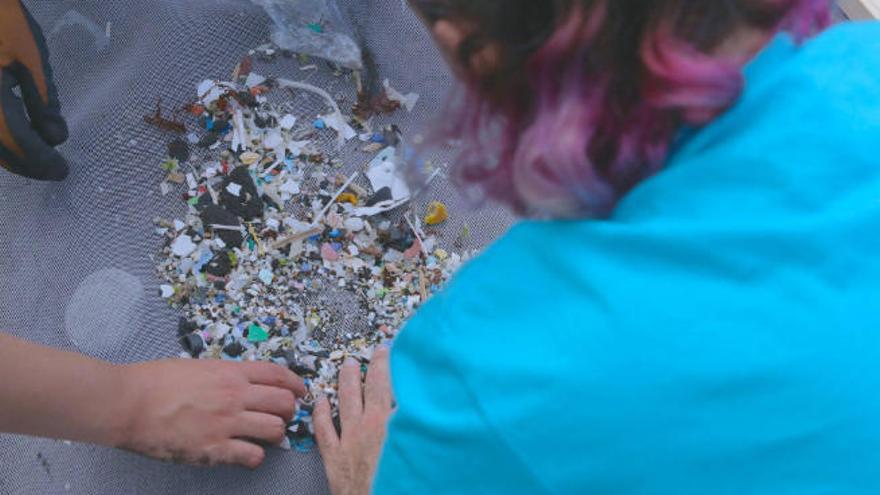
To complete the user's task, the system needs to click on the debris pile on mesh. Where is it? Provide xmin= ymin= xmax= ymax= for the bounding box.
xmin=152 ymin=51 xmax=468 ymax=452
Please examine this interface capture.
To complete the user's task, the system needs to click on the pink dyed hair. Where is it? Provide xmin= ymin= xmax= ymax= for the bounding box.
xmin=419 ymin=0 xmax=831 ymax=217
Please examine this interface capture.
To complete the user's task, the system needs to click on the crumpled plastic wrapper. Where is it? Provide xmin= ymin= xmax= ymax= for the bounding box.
xmin=251 ymin=0 xmax=363 ymax=69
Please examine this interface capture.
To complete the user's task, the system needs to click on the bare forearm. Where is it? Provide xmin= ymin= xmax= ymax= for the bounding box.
xmin=0 ymin=333 xmax=129 ymax=447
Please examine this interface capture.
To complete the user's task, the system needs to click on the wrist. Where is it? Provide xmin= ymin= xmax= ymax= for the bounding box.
xmin=96 ymin=362 xmax=139 ymax=449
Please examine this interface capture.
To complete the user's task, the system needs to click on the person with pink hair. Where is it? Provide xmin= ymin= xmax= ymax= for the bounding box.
xmin=314 ymin=1 xmax=880 ymax=493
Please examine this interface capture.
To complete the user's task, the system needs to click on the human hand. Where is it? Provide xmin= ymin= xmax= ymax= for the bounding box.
xmin=0 ymin=0 xmax=69 ymax=181
xmin=116 ymin=359 xmax=306 ymax=469
xmin=315 ymin=346 xmax=394 ymax=495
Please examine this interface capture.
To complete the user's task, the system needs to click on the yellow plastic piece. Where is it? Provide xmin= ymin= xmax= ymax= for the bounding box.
xmin=425 ymin=201 xmax=449 ymax=226
xmin=337 ymin=192 xmax=359 ymax=205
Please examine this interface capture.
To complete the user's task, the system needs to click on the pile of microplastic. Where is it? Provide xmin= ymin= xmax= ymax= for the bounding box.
xmin=152 ymin=52 xmax=468 ymax=452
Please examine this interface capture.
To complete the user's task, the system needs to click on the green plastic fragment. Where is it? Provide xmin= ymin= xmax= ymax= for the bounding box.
xmin=247 ymin=324 xmax=269 ymax=343
xmin=376 ymin=288 xmax=387 ymax=299
xmin=307 ymin=22 xmax=323 ymax=33
xmin=161 ymin=159 xmax=179 ymax=171
xmin=187 ymin=197 xmax=199 ymax=206
xmin=247 ymin=238 xmax=256 ymax=251
xmin=228 ymin=251 xmax=238 ymax=266
xmin=232 ymin=305 xmax=241 ymax=315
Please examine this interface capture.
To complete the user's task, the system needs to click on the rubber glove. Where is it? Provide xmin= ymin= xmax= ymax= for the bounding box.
xmin=0 ymin=0 xmax=69 ymax=181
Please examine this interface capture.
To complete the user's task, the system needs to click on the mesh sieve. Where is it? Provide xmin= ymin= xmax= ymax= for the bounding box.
xmin=0 ymin=1 xmax=512 ymax=493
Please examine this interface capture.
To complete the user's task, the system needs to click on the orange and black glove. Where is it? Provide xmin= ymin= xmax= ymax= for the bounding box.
xmin=0 ymin=0 xmax=68 ymax=181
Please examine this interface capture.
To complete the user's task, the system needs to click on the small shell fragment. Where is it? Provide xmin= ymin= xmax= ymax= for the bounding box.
xmin=240 ymin=151 xmax=261 ymax=165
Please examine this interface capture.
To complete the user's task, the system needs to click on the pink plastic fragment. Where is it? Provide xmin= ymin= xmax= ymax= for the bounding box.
xmin=403 ymin=239 xmax=422 ymax=260
xmin=321 ymin=243 xmax=340 ymax=262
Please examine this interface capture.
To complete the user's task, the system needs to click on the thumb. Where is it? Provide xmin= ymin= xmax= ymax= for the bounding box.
xmin=0 ymin=68 xmax=68 ymax=181
xmin=12 ymin=1 xmax=68 ymax=146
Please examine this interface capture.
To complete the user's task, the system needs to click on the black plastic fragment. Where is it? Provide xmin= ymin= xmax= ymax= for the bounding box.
xmin=168 ymin=138 xmax=190 ymax=162
xmin=219 ymin=166 xmax=264 ymax=221
xmin=180 ymin=333 xmax=205 ymax=357
xmin=204 ymin=250 xmax=234 ymax=277
xmin=177 ymin=318 xmax=198 ymax=337
xmin=365 ymin=186 xmax=393 ymax=207
xmin=200 ymin=205 xmax=244 ymax=247
xmin=223 ymin=341 xmax=245 ymax=357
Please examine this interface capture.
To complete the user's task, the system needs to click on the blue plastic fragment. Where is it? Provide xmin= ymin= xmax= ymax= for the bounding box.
xmin=332 ymin=242 xmax=342 ymax=251
xmin=205 ymin=117 xmax=214 ymax=131
xmin=215 ymin=294 xmax=226 ymax=303
xmin=329 ymin=229 xmax=341 ymax=238
xmin=313 ymin=119 xmax=326 ymax=129
xmin=280 ymin=327 xmax=290 ymax=337
xmin=262 ymin=316 xmax=277 ymax=327
xmin=370 ymin=132 xmax=385 ymax=143
xmin=293 ymin=437 xmax=315 ymax=453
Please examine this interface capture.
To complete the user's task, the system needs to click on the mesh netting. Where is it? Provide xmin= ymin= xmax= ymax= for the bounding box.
xmin=0 ymin=1 xmax=850 ymax=493
xmin=0 ymin=1 xmax=512 ymax=493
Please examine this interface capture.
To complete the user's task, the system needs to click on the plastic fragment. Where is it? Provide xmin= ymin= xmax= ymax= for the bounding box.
xmin=280 ymin=114 xmax=297 ymax=130
xmin=180 ymin=333 xmax=205 ymax=357
xmin=344 ymin=217 xmax=364 ymax=232
xmin=337 ymin=192 xmax=358 ymax=205
xmin=171 ymin=235 xmax=197 ymax=257
xmin=425 ymin=201 xmax=449 ymax=225
xmin=321 ymin=243 xmax=340 ymax=262
xmin=240 ymin=151 xmax=261 ymax=165
xmin=225 ymin=183 xmax=243 ymax=197
xmin=247 ymin=324 xmax=269 ymax=343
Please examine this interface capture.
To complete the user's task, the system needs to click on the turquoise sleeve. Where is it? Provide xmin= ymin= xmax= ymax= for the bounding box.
xmin=372 ymin=291 xmax=550 ymax=494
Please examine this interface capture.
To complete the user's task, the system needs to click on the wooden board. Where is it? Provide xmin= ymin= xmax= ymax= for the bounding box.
xmin=839 ymin=0 xmax=880 ymax=19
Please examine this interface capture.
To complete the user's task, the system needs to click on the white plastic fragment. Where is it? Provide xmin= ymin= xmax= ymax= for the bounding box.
xmin=197 ymin=80 xmax=225 ymax=105
xmin=159 ymin=284 xmax=175 ymax=298
xmin=263 ymin=130 xmax=284 ymax=150
xmin=173 ymin=219 xmax=186 ymax=232
xmin=280 ymin=114 xmax=297 ymax=130
xmin=383 ymin=79 xmax=420 ymax=112
xmin=287 ymin=140 xmax=310 ymax=156
xmin=280 ymin=179 xmax=301 ymax=196
xmin=185 ymin=173 xmax=198 ymax=190
xmin=245 ymin=72 xmax=267 ymax=88
xmin=232 ymin=108 xmax=249 ymax=152
xmin=171 ymin=235 xmax=197 ymax=257
xmin=225 ymin=183 xmax=243 ymax=197
xmin=366 ymin=147 xmax=409 ymax=199
xmin=258 ymin=268 xmax=274 ymax=285
xmin=320 ymin=112 xmax=357 ymax=141
xmin=344 ymin=217 xmax=365 ymax=232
